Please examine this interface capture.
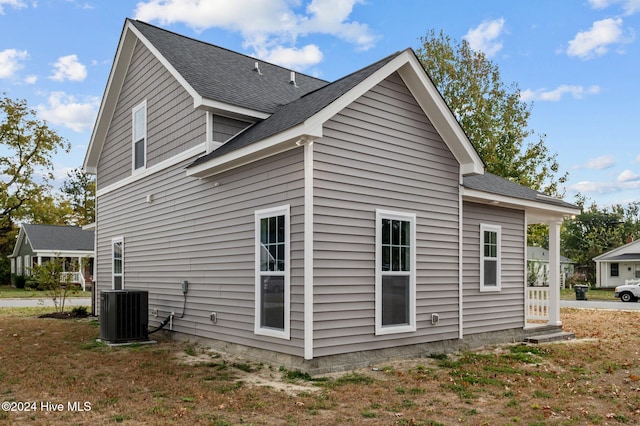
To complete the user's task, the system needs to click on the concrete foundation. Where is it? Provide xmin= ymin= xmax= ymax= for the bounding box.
xmin=163 ymin=325 xmax=564 ymax=375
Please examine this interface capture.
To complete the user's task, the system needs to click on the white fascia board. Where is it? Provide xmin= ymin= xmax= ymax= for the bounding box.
xmin=397 ymin=57 xmax=484 ymax=176
xmin=197 ymin=98 xmax=270 ymax=120
xmin=84 ymin=22 xmax=137 ymax=173
xmin=462 ymin=188 xmax=580 ymax=221
xmin=97 ymin=144 xmax=206 ymax=197
xmin=186 ymin=123 xmax=322 ymax=178
xmin=8 ymin=228 xmax=26 ymax=258
xmin=34 ymin=250 xmax=94 ymax=258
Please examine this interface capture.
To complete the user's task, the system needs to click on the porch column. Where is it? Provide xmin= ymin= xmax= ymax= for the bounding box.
xmin=548 ymin=220 xmax=562 ymax=326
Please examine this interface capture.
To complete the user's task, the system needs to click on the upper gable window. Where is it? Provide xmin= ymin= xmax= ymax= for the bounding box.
xmin=480 ymin=223 xmax=501 ymax=291
xmin=132 ymin=101 xmax=147 ymax=171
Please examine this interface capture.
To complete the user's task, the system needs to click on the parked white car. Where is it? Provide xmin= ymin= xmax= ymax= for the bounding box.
xmin=614 ymin=281 xmax=640 ymax=302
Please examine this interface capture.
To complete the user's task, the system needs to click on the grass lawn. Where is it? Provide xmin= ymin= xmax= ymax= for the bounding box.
xmin=560 ymin=287 xmax=617 ymax=301
xmin=1 ymin=307 xmax=639 ymax=425
xmin=0 ymin=285 xmax=91 ymax=299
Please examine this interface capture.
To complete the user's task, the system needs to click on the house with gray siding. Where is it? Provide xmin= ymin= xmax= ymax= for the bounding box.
xmin=8 ymin=224 xmax=95 ymax=290
xmin=84 ymin=19 xmax=579 ymax=372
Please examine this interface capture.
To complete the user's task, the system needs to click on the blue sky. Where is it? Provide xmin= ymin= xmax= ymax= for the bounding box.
xmin=1 ymin=0 xmax=639 ymax=208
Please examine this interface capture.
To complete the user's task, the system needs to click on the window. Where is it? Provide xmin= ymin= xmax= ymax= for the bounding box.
xmin=480 ymin=224 xmax=501 ymax=291
xmin=255 ymin=206 xmax=290 ymax=339
xmin=112 ymin=237 xmax=123 ymax=290
xmin=132 ymin=101 xmax=146 ymax=171
xmin=611 ymin=263 xmax=619 ymax=277
xmin=16 ymin=257 xmax=22 ymax=275
xmin=635 ymin=265 xmax=640 ymax=279
xmin=375 ymin=210 xmax=416 ymax=335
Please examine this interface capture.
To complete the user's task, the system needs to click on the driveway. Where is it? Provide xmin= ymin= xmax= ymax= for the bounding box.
xmin=0 ymin=297 xmax=91 ymax=308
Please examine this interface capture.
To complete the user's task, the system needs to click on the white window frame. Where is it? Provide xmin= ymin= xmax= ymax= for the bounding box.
xmin=254 ymin=205 xmax=290 ymax=339
xmin=112 ymin=237 xmax=124 ymax=290
xmin=16 ymin=256 xmax=22 ymax=275
xmin=24 ymin=255 xmax=31 ymax=275
xmin=375 ymin=209 xmax=417 ymax=335
xmin=132 ymin=100 xmax=147 ymax=173
xmin=480 ymin=223 xmax=501 ymax=292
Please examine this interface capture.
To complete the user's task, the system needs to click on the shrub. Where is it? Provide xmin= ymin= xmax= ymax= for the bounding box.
xmin=12 ymin=274 xmax=27 ymax=289
xmin=71 ymin=306 xmax=89 ymax=317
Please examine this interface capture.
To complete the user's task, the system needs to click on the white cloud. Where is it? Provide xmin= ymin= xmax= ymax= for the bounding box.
xmin=566 ymin=18 xmax=630 ymax=59
xmin=520 ymin=85 xmax=601 ymax=102
xmin=573 ymin=155 xmax=616 ymax=170
xmin=463 ymin=18 xmax=506 ymax=57
xmin=261 ymin=44 xmax=323 ymax=71
xmin=24 ymin=74 xmax=37 ymax=84
xmin=618 ymin=169 xmax=640 ymax=182
xmin=37 ymin=92 xmax=99 ymax=132
xmin=133 ymin=0 xmax=377 ymax=70
xmin=0 ymin=48 xmax=28 ymax=79
xmin=0 ymin=0 xmax=27 ymax=14
xmin=569 ymin=179 xmax=640 ymax=194
xmin=50 ymin=54 xmax=87 ymax=82
xmin=588 ymin=0 xmax=640 ymax=15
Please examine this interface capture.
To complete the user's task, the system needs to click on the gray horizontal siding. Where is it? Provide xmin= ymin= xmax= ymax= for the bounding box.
xmin=462 ymin=201 xmax=525 ymax=335
xmin=97 ymin=40 xmax=205 ymax=190
xmin=312 ymin=72 xmax=461 ymax=357
xmin=96 ymin=148 xmax=306 ymax=356
xmin=213 ymin=115 xmax=251 ymax=142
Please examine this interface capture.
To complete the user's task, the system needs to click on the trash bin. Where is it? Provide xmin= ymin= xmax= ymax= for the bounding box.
xmin=574 ymin=284 xmax=588 ymax=301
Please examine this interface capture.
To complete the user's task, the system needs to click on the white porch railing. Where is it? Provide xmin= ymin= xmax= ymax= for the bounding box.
xmin=526 ymin=287 xmax=549 ymax=322
xmin=625 ymin=279 xmax=640 ymax=285
xmin=60 ymin=271 xmax=86 ymax=291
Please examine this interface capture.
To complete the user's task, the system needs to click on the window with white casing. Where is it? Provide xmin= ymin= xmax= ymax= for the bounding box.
xmin=255 ymin=205 xmax=290 ymax=339
xmin=375 ymin=209 xmax=417 ymax=335
xmin=112 ymin=237 xmax=124 ymax=290
xmin=480 ymin=224 xmax=501 ymax=291
xmin=132 ymin=101 xmax=146 ymax=171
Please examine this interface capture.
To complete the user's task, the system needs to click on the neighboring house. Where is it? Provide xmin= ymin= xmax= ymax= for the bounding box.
xmin=83 ymin=20 xmax=579 ymax=372
xmin=593 ymin=239 xmax=640 ymax=288
xmin=8 ymin=224 xmax=95 ymax=290
xmin=527 ymin=246 xmax=575 ymax=287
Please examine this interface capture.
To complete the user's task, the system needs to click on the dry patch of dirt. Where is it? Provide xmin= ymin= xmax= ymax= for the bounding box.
xmin=1 ymin=308 xmax=640 ymax=425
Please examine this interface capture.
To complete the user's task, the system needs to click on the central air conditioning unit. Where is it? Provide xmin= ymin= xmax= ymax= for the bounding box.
xmin=100 ymin=290 xmax=149 ymax=343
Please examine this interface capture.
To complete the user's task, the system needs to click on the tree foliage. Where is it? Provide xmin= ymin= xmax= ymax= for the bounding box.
xmin=60 ymin=168 xmax=95 ymax=226
xmin=0 ymin=95 xmax=70 ymax=226
xmin=0 ymin=95 xmax=70 ymax=284
xmin=562 ymin=195 xmax=640 ymax=283
xmin=415 ymin=30 xmax=567 ymax=196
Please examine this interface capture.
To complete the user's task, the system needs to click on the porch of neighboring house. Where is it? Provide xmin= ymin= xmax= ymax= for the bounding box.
xmin=27 ymin=256 xmax=94 ymax=291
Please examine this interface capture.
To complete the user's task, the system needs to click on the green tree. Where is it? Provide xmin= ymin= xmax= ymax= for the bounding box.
xmin=60 ymin=168 xmax=95 ymax=226
xmin=561 ymin=195 xmax=640 ymax=283
xmin=0 ymin=95 xmax=69 ymax=284
xmin=415 ymin=30 xmax=567 ymax=196
xmin=28 ymin=257 xmax=75 ymax=313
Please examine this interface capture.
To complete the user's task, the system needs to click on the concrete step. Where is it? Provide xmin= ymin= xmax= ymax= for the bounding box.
xmin=525 ymin=331 xmax=575 ymax=344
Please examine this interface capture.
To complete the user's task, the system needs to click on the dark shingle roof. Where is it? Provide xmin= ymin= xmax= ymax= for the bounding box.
xmin=464 ymin=172 xmax=578 ymax=210
xmin=189 ymin=49 xmax=404 ymax=166
xmin=130 ymin=20 xmax=328 ymax=114
xmin=23 ymin=224 xmax=94 ymax=252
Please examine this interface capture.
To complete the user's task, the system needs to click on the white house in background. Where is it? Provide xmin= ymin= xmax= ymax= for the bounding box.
xmin=593 ymin=239 xmax=640 ymax=288
xmin=527 ymin=246 xmax=575 ymax=287
xmin=8 ymin=224 xmax=95 ymax=290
